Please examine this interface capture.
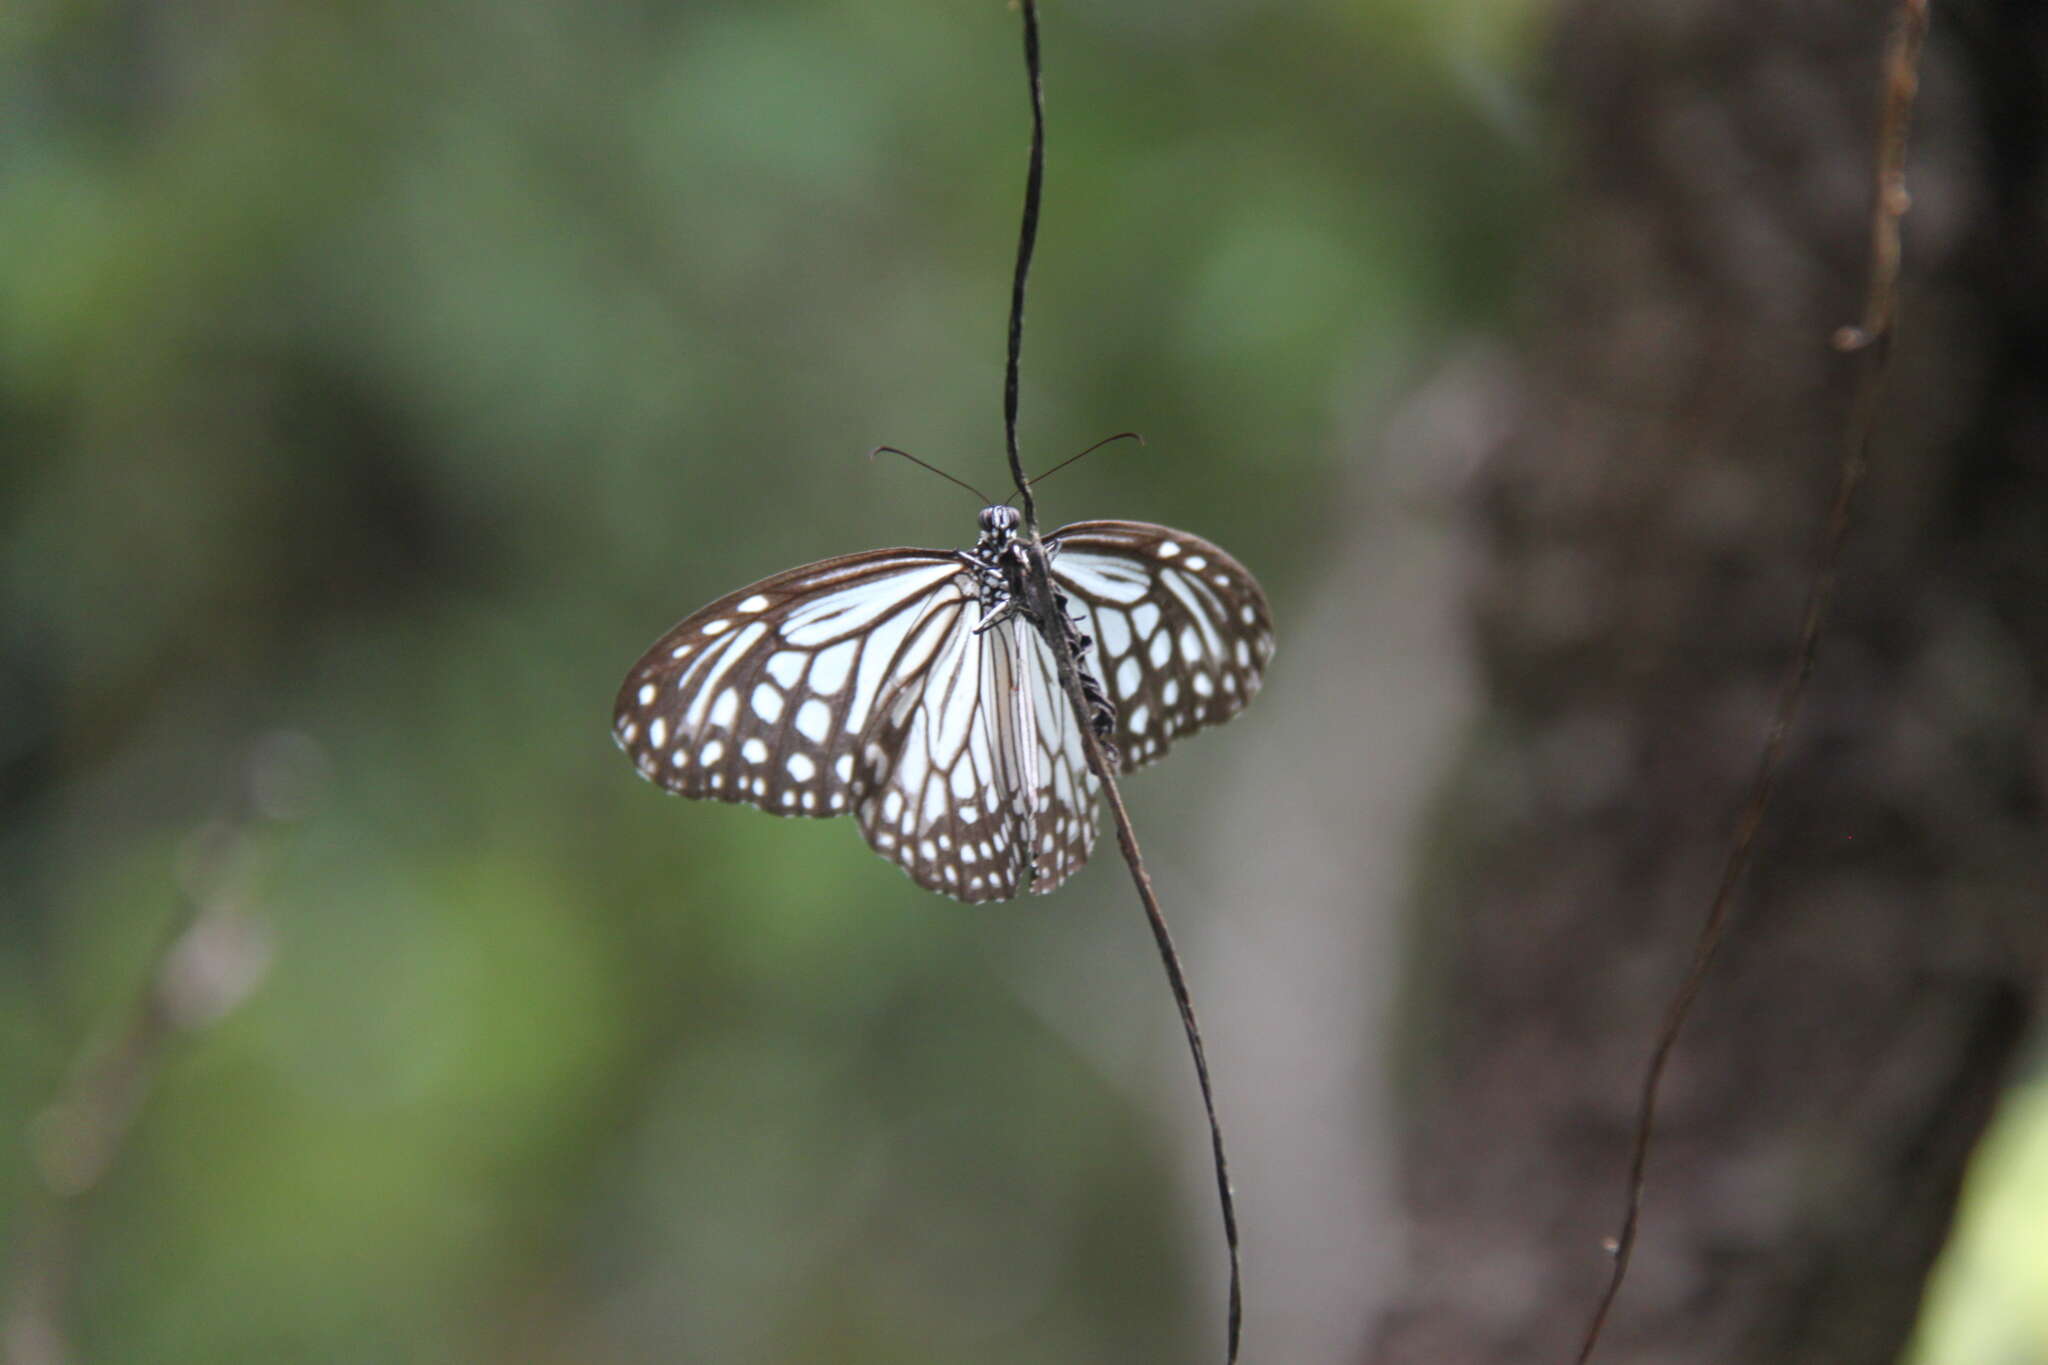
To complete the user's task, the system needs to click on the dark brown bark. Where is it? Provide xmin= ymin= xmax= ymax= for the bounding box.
xmin=1368 ymin=2 xmax=2048 ymax=1363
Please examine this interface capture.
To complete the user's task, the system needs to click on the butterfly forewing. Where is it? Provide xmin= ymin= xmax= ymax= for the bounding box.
xmin=613 ymin=549 xmax=973 ymax=816
xmin=1046 ymin=520 xmax=1276 ymax=773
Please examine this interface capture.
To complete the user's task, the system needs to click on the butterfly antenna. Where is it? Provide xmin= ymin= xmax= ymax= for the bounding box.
xmin=868 ymin=445 xmax=995 ymax=504
xmin=1006 ymin=431 xmax=1145 ymax=506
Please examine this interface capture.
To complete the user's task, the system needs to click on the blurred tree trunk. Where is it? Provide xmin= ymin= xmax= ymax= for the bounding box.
xmin=1367 ymin=2 xmax=2048 ymax=1363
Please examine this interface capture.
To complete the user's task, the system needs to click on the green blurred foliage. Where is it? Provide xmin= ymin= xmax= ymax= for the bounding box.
xmin=2 ymin=0 xmax=1549 ymax=1360
xmin=1910 ymin=1076 xmax=2048 ymax=1365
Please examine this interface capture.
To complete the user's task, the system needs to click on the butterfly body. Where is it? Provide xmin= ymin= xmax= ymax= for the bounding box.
xmin=962 ymin=506 xmax=1122 ymax=760
xmin=614 ymin=509 xmax=1272 ymax=902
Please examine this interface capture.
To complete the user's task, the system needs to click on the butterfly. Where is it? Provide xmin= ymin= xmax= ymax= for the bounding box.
xmin=613 ymin=505 xmax=1274 ymax=902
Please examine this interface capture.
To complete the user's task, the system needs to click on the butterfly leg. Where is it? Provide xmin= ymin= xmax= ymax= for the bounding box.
xmin=973 ymin=598 xmax=1022 ymax=635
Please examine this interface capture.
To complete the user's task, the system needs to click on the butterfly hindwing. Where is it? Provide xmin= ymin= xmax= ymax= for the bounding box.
xmin=852 ymin=605 xmax=1037 ymax=902
xmin=1046 ymin=520 xmax=1276 ymax=774
xmin=1017 ymin=618 xmax=1103 ymax=893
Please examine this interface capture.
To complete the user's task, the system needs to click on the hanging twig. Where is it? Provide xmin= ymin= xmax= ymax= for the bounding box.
xmin=1003 ymin=0 xmax=1047 ymax=537
xmin=1571 ymin=3 xmax=1932 ymax=1361
xmin=1036 ymin=621 xmax=1245 ymax=1365
xmin=998 ymin=4 xmax=1242 ymax=1360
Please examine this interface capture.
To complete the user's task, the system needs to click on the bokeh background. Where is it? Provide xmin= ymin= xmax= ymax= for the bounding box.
xmin=3 ymin=2 xmax=2043 ymax=1363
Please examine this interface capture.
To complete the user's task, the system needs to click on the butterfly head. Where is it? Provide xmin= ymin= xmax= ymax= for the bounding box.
xmin=977 ymin=504 xmax=1023 ymax=543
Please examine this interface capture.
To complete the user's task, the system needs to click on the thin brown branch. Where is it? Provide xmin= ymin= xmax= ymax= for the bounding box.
xmin=1 ymin=737 xmax=307 ymax=1365
xmin=1571 ymin=3 xmax=1933 ymax=1361
xmin=1081 ymin=732 xmax=1245 ymax=1365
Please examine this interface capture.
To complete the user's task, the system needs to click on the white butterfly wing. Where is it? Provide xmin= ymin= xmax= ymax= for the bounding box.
xmin=1016 ymin=619 xmax=1103 ymax=893
xmin=613 ymin=549 xmax=974 ymax=817
xmin=1047 ymin=520 xmax=1276 ymax=773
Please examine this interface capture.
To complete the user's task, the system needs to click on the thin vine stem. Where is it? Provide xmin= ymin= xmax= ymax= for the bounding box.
xmin=1032 ymin=554 xmax=1244 ymax=1365
xmin=1571 ymin=3 xmax=1931 ymax=1360
xmin=1004 ymin=0 xmax=1046 ymax=537
xmin=998 ymin=4 xmax=1242 ymax=1360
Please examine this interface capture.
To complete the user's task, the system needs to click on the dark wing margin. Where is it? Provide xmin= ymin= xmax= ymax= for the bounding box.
xmin=1045 ymin=519 xmax=1275 ymax=774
